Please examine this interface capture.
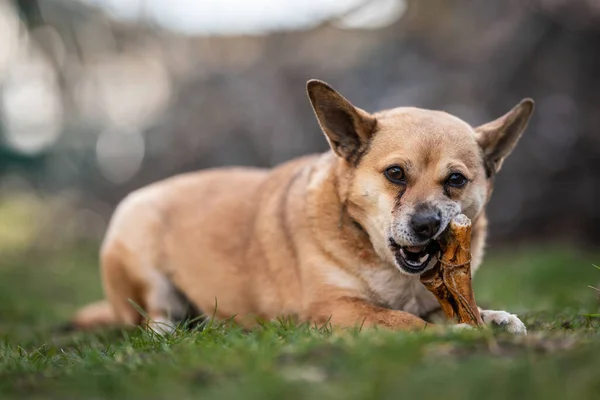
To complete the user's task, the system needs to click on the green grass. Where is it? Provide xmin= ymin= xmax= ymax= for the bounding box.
xmin=0 ymin=243 xmax=599 ymax=399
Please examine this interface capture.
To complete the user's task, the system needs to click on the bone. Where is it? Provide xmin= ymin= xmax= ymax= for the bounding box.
xmin=420 ymin=214 xmax=483 ymax=326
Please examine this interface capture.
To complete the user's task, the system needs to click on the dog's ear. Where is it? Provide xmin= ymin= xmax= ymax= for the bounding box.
xmin=475 ymin=98 xmax=534 ymax=175
xmin=307 ymin=80 xmax=377 ymax=164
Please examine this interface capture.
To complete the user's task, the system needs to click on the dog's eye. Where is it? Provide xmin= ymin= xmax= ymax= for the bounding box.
xmin=384 ymin=166 xmax=405 ymax=184
xmin=446 ymin=173 xmax=468 ymax=188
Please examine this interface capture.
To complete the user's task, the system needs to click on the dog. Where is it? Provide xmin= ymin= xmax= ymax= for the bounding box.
xmin=73 ymin=80 xmax=533 ymax=335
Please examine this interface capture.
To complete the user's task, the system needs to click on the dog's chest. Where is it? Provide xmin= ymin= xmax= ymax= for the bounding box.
xmin=360 ymin=268 xmax=439 ymax=316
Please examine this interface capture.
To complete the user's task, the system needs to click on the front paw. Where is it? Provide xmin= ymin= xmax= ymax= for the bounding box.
xmin=479 ymin=309 xmax=527 ymax=335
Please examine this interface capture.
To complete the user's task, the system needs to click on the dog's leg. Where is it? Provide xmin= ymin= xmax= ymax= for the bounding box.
xmin=72 ymin=240 xmax=181 ymax=334
xmin=307 ymin=297 xmax=428 ymax=331
xmin=478 ymin=308 xmax=527 ymax=335
xmin=72 ymin=244 xmax=145 ymax=330
xmin=101 ymin=243 xmax=187 ymax=336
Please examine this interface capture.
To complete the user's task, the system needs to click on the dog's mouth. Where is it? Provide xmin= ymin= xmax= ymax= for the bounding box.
xmin=389 ymin=239 xmax=440 ymax=274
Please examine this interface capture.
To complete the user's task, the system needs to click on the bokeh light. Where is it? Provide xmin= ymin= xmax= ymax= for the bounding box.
xmin=0 ymin=0 xmax=598 ymax=248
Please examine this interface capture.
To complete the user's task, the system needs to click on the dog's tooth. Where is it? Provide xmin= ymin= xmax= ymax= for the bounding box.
xmin=418 ymin=254 xmax=429 ymax=263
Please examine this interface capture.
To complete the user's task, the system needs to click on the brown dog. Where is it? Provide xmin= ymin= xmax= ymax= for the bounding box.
xmin=73 ymin=80 xmax=533 ymax=334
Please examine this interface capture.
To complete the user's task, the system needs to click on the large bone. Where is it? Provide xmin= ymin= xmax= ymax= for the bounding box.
xmin=420 ymin=214 xmax=483 ymax=326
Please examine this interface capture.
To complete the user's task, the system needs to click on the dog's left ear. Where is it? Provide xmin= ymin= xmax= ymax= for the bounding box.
xmin=475 ymin=98 xmax=534 ymax=175
xmin=307 ymin=80 xmax=377 ymax=164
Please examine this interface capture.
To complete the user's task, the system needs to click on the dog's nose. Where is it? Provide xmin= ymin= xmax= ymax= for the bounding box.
xmin=410 ymin=209 xmax=442 ymax=240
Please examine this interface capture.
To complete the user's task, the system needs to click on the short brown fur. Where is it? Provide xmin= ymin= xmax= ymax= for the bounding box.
xmin=73 ymin=80 xmax=534 ymax=333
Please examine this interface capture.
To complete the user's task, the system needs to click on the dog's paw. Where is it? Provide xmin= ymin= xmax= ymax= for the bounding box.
xmin=148 ymin=316 xmax=176 ymax=336
xmin=480 ymin=309 xmax=527 ymax=335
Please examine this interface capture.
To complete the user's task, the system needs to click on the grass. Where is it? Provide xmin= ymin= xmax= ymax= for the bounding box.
xmin=0 ymin=243 xmax=599 ymax=399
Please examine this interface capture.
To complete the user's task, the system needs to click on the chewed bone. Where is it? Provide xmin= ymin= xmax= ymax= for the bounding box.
xmin=420 ymin=214 xmax=483 ymax=326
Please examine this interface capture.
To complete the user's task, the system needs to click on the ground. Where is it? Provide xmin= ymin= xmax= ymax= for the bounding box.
xmin=0 ymin=243 xmax=598 ymax=400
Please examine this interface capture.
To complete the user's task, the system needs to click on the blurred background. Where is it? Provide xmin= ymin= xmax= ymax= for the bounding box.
xmin=0 ymin=0 xmax=599 ymax=330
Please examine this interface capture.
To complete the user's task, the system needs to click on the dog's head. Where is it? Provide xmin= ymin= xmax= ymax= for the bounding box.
xmin=307 ymin=80 xmax=534 ymax=275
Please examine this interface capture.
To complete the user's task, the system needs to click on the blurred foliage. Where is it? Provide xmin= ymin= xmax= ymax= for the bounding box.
xmin=0 ymin=194 xmax=42 ymax=252
xmin=0 ymin=0 xmax=598 ymax=246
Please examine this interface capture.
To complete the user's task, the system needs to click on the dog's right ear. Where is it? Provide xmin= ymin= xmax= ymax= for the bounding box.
xmin=475 ymin=98 xmax=534 ymax=175
xmin=307 ymin=80 xmax=377 ymax=164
